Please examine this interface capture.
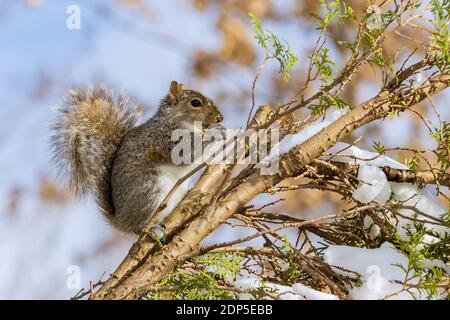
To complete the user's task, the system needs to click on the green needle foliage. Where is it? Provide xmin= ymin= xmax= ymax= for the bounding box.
xmin=430 ymin=121 xmax=450 ymax=172
xmin=146 ymin=253 xmax=243 ymax=300
xmin=312 ymin=47 xmax=336 ymax=85
xmin=249 ymin=12 xmax=298 ymax=81
xmin=312 ymin=0 xmax=356 ymax=31
xmin=430 ymin=0 xmax=450 ymax=71
xmin=392 ymin=226 xmax=448 ymax=300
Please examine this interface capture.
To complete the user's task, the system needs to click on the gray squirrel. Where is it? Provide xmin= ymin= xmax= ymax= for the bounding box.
xmin=51 ymin=81 xmax=223 ymax=234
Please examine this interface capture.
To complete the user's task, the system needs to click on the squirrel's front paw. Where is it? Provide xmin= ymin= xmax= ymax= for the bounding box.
xmin=150 ymin=224 xmax=166 ymax=241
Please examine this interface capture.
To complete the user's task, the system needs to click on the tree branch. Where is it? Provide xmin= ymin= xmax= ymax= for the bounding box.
xmin=91 ymin=61 xmax=449 ymax=300
xmin=321 ymin=161 xmax=450 ymax=188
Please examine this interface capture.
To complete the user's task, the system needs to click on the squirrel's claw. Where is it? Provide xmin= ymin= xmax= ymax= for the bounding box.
xmin=150 ymin=224 xmax=166 ymax=241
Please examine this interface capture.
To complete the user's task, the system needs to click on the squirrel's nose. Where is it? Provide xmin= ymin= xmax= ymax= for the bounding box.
xmin=215 ymin=113 xmax=224 ymax=123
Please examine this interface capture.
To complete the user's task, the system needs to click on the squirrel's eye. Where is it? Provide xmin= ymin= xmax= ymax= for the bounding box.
xmin=190 ymin=99 xmax=202 ymax=107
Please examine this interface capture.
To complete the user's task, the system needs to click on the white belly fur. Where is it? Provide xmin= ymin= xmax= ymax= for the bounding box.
xmin=155 ymin=163 xmax=197 ymax=223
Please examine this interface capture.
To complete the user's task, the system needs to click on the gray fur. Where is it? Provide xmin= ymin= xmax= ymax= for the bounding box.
xmin=51 ymin=82 xmax=223 ymax=233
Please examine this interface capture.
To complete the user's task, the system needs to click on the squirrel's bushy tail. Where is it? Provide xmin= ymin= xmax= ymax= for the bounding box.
xmin=51 ymin=85 xmax=141 ymax=219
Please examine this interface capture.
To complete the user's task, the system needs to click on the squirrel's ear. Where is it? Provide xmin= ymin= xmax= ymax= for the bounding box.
xmin=169 ymin=80 xmax=180 ymax=95
xmin=168 ymin=80 xmax=187 ymax=101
